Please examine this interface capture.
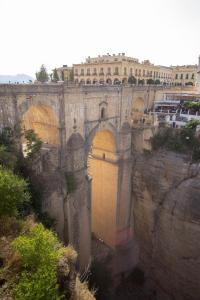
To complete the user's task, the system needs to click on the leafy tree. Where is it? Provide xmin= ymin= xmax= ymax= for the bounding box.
xmin=128 ymin=75 xmax=136 ymax=84
xmin=154 ymin=79 xmax=161 ymax=85
xmin=185 ymin=120 xmax=200 ymax=130
xmin=24 ymin=129 xmax=42 ymax=158
xmin=52 ymin=68 xmax=60 ymax=82
xmin=147 ymin=78 xmax=154 ymax=85
xmin=36 ymin=65 xmax=49 ymax=83
xmin=12 ymin=224 xmax=65 ymax=300
xmin=138 ymin=79 xmax=144 ymax=85
xmin=0 ymin=167 xmax=30 ymax=217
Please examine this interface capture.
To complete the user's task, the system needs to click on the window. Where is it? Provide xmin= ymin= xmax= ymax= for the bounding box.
xmin=135 ymin=69 xmax=138 ymax=76
xmin=175 ymin=74 xmax=178 ymax=79
xmin=186 ymin=74 xmax=189 ymax=79
xmin=107 ymin=67 xmax=111 ymax=75
xmin=101 ymin=107 xmax=105 ymax=119
xmin=192 ymin=73 xmax=194 ymax=79
xmin=124 ymin=67 xmax=127 ymax=75
xmin=75 ymin=69 xmax=78 ymax=75
xmin=143 ymin=70 xmax=146 ymax=76
xmin=100 ymin=68 xmax=104 ymax=75
xmin=130 ymin=68 xmax=133 ymax=75
xmin=114 ymin=67 xmax=119 ymax=75
xmin=87 ymin=68 xmax=90 ymax=75
xmin=93 ymin=68 xmax=97 ymax=75
xmin=180 ymin=74 xmax=183 ymax=79
xmin=81 ymin=69 xmax=84 ymax=76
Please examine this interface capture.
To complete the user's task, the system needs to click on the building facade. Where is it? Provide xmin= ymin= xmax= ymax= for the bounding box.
xmin=73 ymin=53 xmax=173 ymax=85
xmin=172 ymin=64 xmax=197 ymax=86
xmin=56 ymin=53 xmax=198 ymax=87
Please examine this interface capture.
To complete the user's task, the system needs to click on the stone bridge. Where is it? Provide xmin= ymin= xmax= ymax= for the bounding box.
xmin=0 ymin=83 xmax=186 ymax=273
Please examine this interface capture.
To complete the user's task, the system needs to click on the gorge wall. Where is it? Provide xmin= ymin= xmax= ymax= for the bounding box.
xmin=132 ymin=148 xmax=200 ymax=300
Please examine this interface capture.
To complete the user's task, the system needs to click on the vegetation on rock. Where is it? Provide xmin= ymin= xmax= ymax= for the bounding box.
xmin=0 ymin=168 xmax=30 ymax=218
xmin=150 ymin=125 xmax=200 ymax=161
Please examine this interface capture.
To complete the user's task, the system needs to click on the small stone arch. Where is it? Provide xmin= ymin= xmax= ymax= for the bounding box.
xmin=80 ymin=79 xmax=85 ymax=85
xmin=66 ymin=132 xmax=85 ymax=172
xmin=132 ymin=97 xmax=145 ymax=124
xmin=133 ymin=97 xmax=145 ymax=112
xmin=114 ymin=78 xmax=120 ymax=85
xmin=86 ymin=79 xmax=91 ymax=84
xmin=106 ymin=78 xmax=112 ymax=84
xmin=93 ymin=79 xmax=98 ymax=84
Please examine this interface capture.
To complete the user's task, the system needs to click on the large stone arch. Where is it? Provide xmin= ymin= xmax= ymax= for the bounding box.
xmin=85 ymin=121 xmax=119 ymax=158
xmin=88 ymin=128 xmax=119 ymax=248
xmin=22 ymin=104 xmax=60 ymax=145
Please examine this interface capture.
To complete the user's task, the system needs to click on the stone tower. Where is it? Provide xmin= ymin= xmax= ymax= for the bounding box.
xmin=198 ymin=55 xmax=200 ymax=92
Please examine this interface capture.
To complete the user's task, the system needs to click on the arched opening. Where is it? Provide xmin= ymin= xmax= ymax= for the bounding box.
xmin=100 ymin=107 xmax=106 ymax=119
xmin=22 ymin=105 xmax=59 ymax=149
xmin=122 ymin=78 xmax=128 ymax=84
xmin=106 ymin=78 xmax=112 ymax=84
xmin=88 ymin=130 xmax=118 ymax=248
xmin=86 ymin=79 xmax=91 ymax=84
xmin=80 ymin=79 xmax=85 ymax=85
xmin=132 ymin=97 xmax=145 ymax=125
xmin=93 ymin=79 xmax=98 ymax=84
xmin=114 ymin=78 xmax=120 ymax=85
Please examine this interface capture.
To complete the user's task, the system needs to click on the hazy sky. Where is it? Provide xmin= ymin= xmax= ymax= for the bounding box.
xmin=0 ymin=0 xmax=200 ymax=76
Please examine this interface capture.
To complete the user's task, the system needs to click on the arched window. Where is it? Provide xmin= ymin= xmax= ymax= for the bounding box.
xmin=101 ymin=107 xmax=106 ymax=119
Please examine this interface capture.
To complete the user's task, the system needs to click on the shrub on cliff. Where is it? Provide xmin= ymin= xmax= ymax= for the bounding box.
xmin=12 ymin=223 xmax=65 ymax=300
xmin=0 ymin=167 xmax=30 ymax=217
xmin=150 ymin=127 xmax=200 ymax=161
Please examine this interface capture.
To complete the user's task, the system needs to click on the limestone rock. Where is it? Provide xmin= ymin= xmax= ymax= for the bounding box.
xmin=132 ymin=150 xmax=200 ymax=300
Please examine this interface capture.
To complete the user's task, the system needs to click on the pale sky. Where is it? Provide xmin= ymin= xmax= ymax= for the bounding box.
xmin=0 ymin=0 xmax=200 ymax=77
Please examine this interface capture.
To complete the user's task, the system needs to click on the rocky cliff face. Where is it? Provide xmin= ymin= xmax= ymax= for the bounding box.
xmin=132 ymin=150 xmax=200 ymax=300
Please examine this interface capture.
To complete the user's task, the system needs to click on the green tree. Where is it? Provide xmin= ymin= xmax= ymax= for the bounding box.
xmin=52 ymin=68 xmax=60 ymax=82
xmin=12 ymin=224 xmax=65 ymax=300
xmin=154 ymin=79 xmax=161 ymax=85
xmin=0 ymin=167 xmax=30 ymax=217
xmin=185 ymin=120 xmax=200 ymax=130
xmin=36 ymin=65 xmax=49 ymax=83
xmin=147 ymin=78 xmax=154 ymax=85
xmin=24 ymin=129 xmax=42 ymax=158
xmin=128 ymin=75 xmax=136 ymax=84
xmin=138 ymin=79 xmax=144 ymax=85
